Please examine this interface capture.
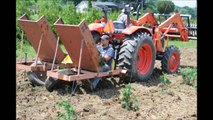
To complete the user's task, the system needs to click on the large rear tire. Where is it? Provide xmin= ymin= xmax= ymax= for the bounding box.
xmin=161 ymin=45 xmax=180 ymax=74
xmin=118 ymin=32 xmax=156 ymax=81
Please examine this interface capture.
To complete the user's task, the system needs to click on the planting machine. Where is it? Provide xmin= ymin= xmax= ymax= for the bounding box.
xmin=16 ymin=6 xmax=189 ymax=92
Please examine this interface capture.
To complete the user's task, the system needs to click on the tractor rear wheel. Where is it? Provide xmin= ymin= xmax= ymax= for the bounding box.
xmin=45 ymin=69 xmax=75 ymax=92
xmin=161 ymin=45 xmax=180 ymax=73
xmin=118 ymin=32 xmax=156 ymax=81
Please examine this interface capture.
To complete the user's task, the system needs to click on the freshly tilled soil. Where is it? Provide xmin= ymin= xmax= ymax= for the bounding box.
xmin=16 ymin=48 xmax=197 ymax=120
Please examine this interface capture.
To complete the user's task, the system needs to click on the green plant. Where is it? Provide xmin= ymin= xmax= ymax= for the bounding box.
xmin=159 ymin=73 xmax=171 ymax=93
xmin=56 ymin=99 xmax=77 ymax=120
xmin=181 ymin=67 xmax=197 ymax=87
xmin=160 ymin=73 xmax=171 ymax=85
xmin=132 ymin=95 xmax=139 ymax=111
xmin=121 ymin=83 xmax=139 ymax=111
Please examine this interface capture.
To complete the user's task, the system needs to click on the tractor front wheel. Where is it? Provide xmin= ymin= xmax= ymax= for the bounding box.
xmin=161 ymin=45 xmax=180 ymax=73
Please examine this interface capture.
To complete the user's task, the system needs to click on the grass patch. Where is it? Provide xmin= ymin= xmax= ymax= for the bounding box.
xmin=16 ymin=39 xmax=36 ymax=59
xmin=168 ymin=39 xmax=197 ymax=48
xmin=16 ymin=39 xmax=68 ymax=59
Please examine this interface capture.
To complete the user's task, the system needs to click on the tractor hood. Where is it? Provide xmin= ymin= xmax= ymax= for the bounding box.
xmin=88 ymin=23 xmax=104 ymax=35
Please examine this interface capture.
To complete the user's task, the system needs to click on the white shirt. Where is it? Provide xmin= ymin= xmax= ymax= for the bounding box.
xmin=117 ymin=12 xmax=127 ymax=25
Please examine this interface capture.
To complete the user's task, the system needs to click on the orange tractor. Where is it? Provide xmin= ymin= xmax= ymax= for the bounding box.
xmin=89 ymin=6 xmax=188 ymax=80
xmin=16 ymin=6 xmax=189 ymax=92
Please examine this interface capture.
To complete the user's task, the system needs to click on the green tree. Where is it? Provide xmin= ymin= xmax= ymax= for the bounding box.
xmin=72 ymin=0 xmax=82 ymax=6
xmin=179 ymin=8 xmax=187 ymax=14
xmin=157 ymin=0 xmax=175 ymax=14
xmin=174 ymin=5 xmax=181 ymax=13
xmin=16 ymin=0 xmax=35 ymax=40
xmin=88 ymin=0 xmax=92 ymax=9
xmin=36 ymin=0 xmax=63 ymax=35
xmin=144 ymin=0 xmax=158 ymax=13
xmin=60 ymin=1 xmax=82 ymax=24
xmin=84 ymin=8 xmax=102 ymax=24
xmin=180 ymin=6 xmax=196 ymax=19
xmin=16 ymin=0 xmax=117 ymax=42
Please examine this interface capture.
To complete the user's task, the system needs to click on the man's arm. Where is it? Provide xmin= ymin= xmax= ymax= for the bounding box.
xmin=103 ymin=48 xmax=114 ymax=62
xmin=103 ymin=55 xmax=112 ymax=62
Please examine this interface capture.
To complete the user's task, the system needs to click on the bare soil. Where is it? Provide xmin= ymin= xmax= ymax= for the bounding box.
xmin=16 ymin=48 xmax=197 ymax=120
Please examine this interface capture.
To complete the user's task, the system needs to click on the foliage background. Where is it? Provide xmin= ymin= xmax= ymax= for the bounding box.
xmin=16 ymin=0 xmax=197 ymax=42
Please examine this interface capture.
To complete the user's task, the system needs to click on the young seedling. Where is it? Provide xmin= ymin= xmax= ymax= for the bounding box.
xmin=121 ymin=83 xmax=139 ymax=111
xmin=56 ymin=98 xmax=77 ymax=120
xmin=181 ymin=67 xmax=197 ymax=88
xmin=159 ymin=73 xmax=171 ymax=93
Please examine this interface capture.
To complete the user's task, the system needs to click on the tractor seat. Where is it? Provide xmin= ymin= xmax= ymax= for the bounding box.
xmin=113 ymin=21 xmax=126 ymax=34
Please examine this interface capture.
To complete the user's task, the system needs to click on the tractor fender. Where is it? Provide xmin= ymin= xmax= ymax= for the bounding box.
xmin=88 ymin=23 xmax=104 ymax=35
xmin=122 ymin=26 xmax=152 ymax=36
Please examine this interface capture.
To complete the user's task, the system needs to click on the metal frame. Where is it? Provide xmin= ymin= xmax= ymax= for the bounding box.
xmin=46 ymin=68 xmax=124 ymax=82
xmin=16 ymin=61 xmax=73 ymax=72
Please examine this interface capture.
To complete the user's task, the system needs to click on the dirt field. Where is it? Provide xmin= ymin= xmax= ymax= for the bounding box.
xmin=16 ymin=48 xmax=197 ymax=120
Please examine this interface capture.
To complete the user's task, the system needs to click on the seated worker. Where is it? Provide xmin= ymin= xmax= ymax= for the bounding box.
xmin=90 ymin=34 xmax=115 ymax=90
xmin=117 ymin=5 xmax=134 ymax=27
xmin=117 ymin=8 xmax=127 ymax=25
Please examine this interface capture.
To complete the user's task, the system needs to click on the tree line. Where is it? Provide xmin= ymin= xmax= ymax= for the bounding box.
xmin=16 ymin=0 xmax=197 ymax=41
